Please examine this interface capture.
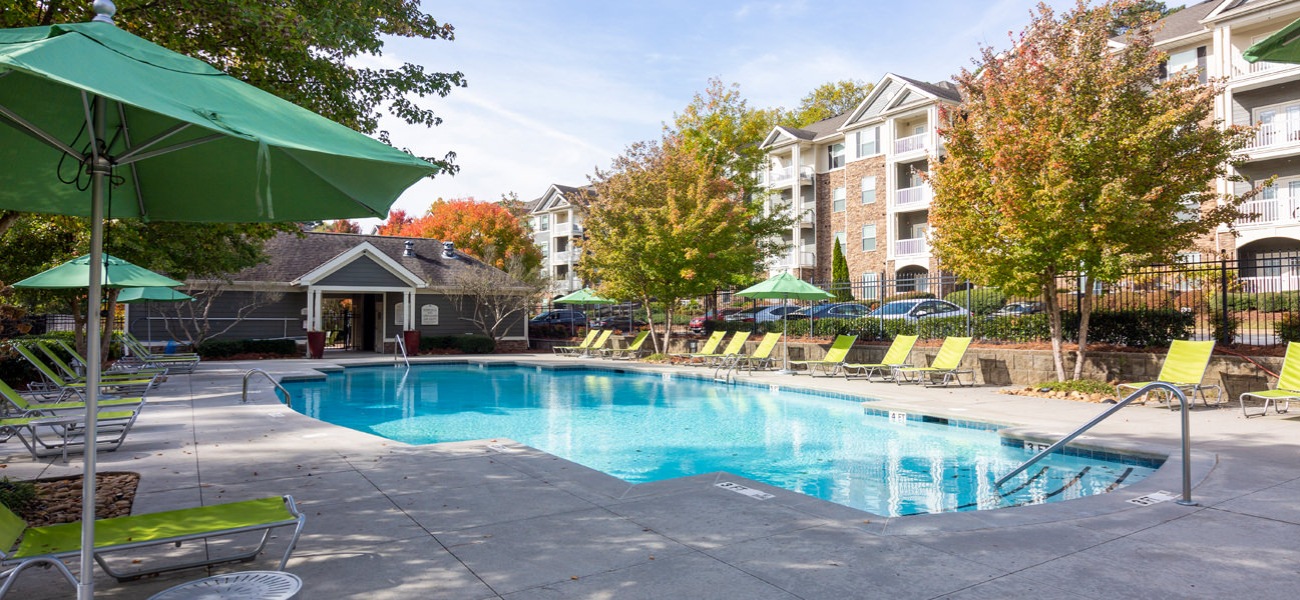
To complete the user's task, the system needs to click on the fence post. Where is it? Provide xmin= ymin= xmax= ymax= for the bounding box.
xmin=1219 ymin=256 xmax=1230 ymax=345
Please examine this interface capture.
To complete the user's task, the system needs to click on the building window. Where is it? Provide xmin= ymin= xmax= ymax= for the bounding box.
xmin=1176 ymin=195 xmax=1200 ymax=222
xmin=834 ymin=231 xmax=846 ymax=251
xmin=828 ymin=143 xmax=845 ymax=169
xmin=539 ymin=241 xmax=549 ymax=258
xmin=861 ymin=176 xmax=876 ymax=204
xmin=862 ymin=272 xmax=879 ymax=300
xmin=832 ymin=187 xmax=846 ymax=213
xmin=857 ymin=127 xmax=879 ymax=157
xmin=861 ymin=224 xmax=877 ymax=252
xmin=537 ymin=216 xmax=549 ymax=231
xmin=1163 ymin=46 xmax=1207 ymax=84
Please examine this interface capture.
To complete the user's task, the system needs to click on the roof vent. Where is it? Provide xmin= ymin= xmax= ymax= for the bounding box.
xmin=403 ymin=240 xmax=415 ymax=257
xmin=442 ymin=241 xmax=456 ymax=259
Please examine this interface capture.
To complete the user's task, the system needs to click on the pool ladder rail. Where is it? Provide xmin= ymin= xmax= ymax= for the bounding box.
xmin=242 ymin=368 xmax=291 ymax=405
xmin=394 ymin=334 xmax=411 ymax=368
xmin=994 ymin=382 xmax=1196 ymax=506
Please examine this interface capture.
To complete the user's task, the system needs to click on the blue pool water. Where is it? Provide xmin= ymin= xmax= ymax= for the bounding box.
xmin=281 ymin=364 xmax=1159 ymax=516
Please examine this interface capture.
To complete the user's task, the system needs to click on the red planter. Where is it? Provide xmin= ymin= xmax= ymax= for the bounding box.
xmin=403 ymin=330 xmax=420 ymax=356
xmin=306 ymin=331 xmax=325 ymax=359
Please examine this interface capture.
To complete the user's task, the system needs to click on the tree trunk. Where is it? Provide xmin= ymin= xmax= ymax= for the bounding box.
xmin=1042 ymin=275 xmax=1067 ymax=382
xmin=643 ymin=301 xmax=662 ymax=354
xmin=661 ymin=305 xmax=674 ymax=356
xmin=99 ymin=289 xmax=119 ymax=367
xmin=1072 ymin=275 xmax=1095 ymax=381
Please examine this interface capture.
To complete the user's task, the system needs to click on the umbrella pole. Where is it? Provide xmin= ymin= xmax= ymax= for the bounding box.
xmin=777 ymin=294 xmax=795 ymax=375
xmin=78 ymin=94 xmax=108 ymax=600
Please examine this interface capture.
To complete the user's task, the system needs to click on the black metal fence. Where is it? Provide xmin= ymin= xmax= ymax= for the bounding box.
xmin=532 ymin=253 xmax=1300 ymax=348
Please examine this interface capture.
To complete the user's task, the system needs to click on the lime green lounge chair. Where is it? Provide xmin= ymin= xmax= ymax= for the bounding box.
xmin=48 ymin=339 xmax=167 ymax=379
xmin=673 ymin=331 xmax=726 ymax=362
xmin=735 ymin=332 xmax=783 ymax=372
xmin=11 ymin=344 xmax=159 ymax=400
xmin=554 ymin=330 xmax=598 ymax=355
xmin=114 ymin=332 xmax=200 ymax=374
xmin=569 ymin=329 xmax=614 ymax=357
xmin=894 ymin=337 xmax=974 ymax=386
xmin=604 ymin=330 xmax=651 ymax=360
xmin=688 ymin=331 xmax=750 ymax=366
xmin=790 ymin=335 xmax=858 ymax=376
xmin=1116 ymin=339 xmax=1220 ymax=408
xmin=0 ymin=409 xmax=139 ymax=459
xmin=0 ymin=495 xmax=306 ymax=592
xmin=1239 ymin=342 xmax=1300 ymax=417
xmin=843 ymin=335 xmax=918 ymax=381
xmin=0 ymin=379 xmax=143 ymax=417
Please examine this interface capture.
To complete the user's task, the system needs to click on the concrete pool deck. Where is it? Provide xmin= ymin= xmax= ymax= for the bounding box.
xmin=4 ymin=352 xmax=1299 ymax=599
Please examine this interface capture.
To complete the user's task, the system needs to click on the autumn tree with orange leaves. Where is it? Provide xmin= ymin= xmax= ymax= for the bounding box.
xmin=375 ymin=199 xmax=543 ymax=272
xmin=927 ymin=0 xmax=1253 ymax=381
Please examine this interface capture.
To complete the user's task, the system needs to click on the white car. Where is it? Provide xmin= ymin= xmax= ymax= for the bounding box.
xmin=724 ymin=305 xmax=800 ymax=323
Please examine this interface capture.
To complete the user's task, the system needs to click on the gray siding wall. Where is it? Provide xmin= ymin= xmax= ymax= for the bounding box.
xmin=862 ymin=80 xmax=897 ymax=119
xmin=1231 ymin=81 xmax=1300 ymax=126
xmin=383 ymin=293 xmax=525 ymax=338
xmin=127 ymin=290 xmax=307 ymax=342
xmin=1235 ymin=155 xmax=1300 ymax=190
xmin=318 ymin=258 xmax=408 ymax=287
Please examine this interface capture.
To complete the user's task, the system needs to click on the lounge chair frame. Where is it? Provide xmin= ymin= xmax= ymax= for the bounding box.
xmin=842 ymin=335 xmax=918 ymax=381
xmin=893 ymin=337 xmax=974 ymax=387
xmin=0 ymin=410 xmax=139 ymax=459
xmin=553 ymin=330 xmax=598 ymax=355
xmin=1239 ymin=341 xmax=1300 ymax=418
xmin=569 ymin=330 xmax=614 ymax=358
xmin=0 ymin=495 xmax=306 ymax=594
xmin=603 ymin=330 xmax=651 ymax=360
xmin=687 ymin=331 xmax=751 ymax=367
xmin=789 ymin=335 xmax=858 ymax=377
xmin=1115 ymin=340 xmax=1221 ymax=409
xmin=10 ymin=343 xmax=158 ymax=401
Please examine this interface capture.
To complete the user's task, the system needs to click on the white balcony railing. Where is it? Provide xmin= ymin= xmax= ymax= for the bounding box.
xmin=1232 ymin=57 xmax=1294 ymax=79
xmin=551 ymin=248 xmax=577 ymax=264
xmin=768 ymin=165 xmax=794 ymax=184
xmin=894 ymin=133 xmax=927 ymax=154
xmin=796 ymin=250 xmax=816 ymax=268
xmin=1246 ymin=118 xmax=1300 ymax=150
xmin=1239 ymin=275 xmax=1300 ymax=293
xmin=553 ymin=221 xmax=582 ymax=237
xmin=551 ymin=278 xmax=579 ymax=293
xmin=894 ymin=237 xmax=928 ymax=256
xmin=894 ymin=184 xmax=932 ymax=208
xmin=1235 ymin=195 xmax=1300 ymax=227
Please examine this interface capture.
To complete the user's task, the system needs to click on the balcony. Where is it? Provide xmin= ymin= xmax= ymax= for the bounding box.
xmin=1239 ymin=274 xmax=1300 ymax=293
xmin=894 ymin=133 xmax=927 ymax=155
xmin=768 ymin=165 xmax=794 ymax=184
xmin=1245 ymin=118 xmax=1300 ymax=151
xmin=1235 ymin=195 xmax=1300 ymax=227
xmin=894 ymin=184 xmax=932 ymax=209
xmin=551 ymin=278 xmax=580 ymax=293
xmin=1231 ymin=56 xmax=1299 ymax=80
xmin=894 ymin=237 xmax=928 ymax=256
xmin=551 ymin=248 xmax=578 ymax=263
xmin=553 ymin=222 xmax=582 ymax=237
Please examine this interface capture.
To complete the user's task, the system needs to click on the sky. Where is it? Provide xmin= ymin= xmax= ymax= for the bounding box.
xmin=363 ymin=0 xmax=1081 ymax=229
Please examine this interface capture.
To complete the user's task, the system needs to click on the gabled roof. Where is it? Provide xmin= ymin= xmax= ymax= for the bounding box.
xmin=1145 ymin=0 xmax=1219 ymax=44
xmin=843 ymin=73 xmax=960 ymax=127
xmin=530 ymin=183 xmax=594 ymax=214
xmin=1205 ymin=0 xmax=1278 ymax=22
xmin=230 ymin=232 xmax=516 ymax=288
xmin=293 ymin=241 xmax=425 ymax=287
xmin=760 ymin=112 xmax=851 ymax=149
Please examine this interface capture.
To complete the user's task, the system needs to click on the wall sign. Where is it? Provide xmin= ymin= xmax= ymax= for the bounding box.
xmin=393 ymin=302 xmax=404 ymax=326
xmin=421 ymin=304 xmax=439 ymax=326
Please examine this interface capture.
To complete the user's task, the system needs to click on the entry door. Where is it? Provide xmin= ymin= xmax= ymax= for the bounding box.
xmin=374 ymin=294 xmax=385 ymax=352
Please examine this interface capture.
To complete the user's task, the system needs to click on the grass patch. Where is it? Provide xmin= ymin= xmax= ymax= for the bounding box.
xmin=1033 ymin=379 xmax=1115 ymax=395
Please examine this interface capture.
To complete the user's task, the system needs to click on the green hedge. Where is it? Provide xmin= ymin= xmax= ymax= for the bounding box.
xmin=196 ymin=338 xmax=299 ymax=358
xmin=1223 ymin=291 xmax=1300 ymax=312
xmin=1277 ymin=313 xmax=1300 ymax=344
xmin=418 ymin=334 xmax=495 ymax=354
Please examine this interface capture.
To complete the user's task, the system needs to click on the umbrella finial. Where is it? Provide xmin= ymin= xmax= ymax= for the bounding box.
xmin=91 ymin=0 xmax=116 ymax=23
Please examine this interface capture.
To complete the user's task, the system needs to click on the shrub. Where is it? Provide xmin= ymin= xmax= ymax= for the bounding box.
xmin=1064 ymin=309 xmax=1194 ymax=348
xmin=196 ymin=338 xmax=298 ymax=358
xmin=944 ymin=288 xmax=1005 ymax=315
xmin=0 ymin=477 xmax=38 ymax=514
xmin=977 ymin=314 xmax=1051 ymax=342
xmin=1276 ymin=313 xmax=1300 ymax=344
xmin=1259 ymin=292 xmax=1300 ymax=313
xmin=456 ymin=335 xmax=495 ymax=354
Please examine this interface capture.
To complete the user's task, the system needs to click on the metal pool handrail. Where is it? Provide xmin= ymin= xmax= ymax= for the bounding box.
xmin=394 ymin=334 xmax=411 ymax=368
xmin=242 ymin=368 xmax=291 ymax=405
xmin=993 ymin=381 xmax=1196 ymax=506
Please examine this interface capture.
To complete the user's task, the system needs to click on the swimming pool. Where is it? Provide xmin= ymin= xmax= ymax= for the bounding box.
xmin=281 ymin=363 xmax=1159 ymax=517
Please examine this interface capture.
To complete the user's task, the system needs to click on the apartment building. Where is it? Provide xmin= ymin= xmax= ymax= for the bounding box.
xmin=526 ymin=184 xmax=589 ymax=295
xmin=759 ymin=73 xmax=961 ymax=298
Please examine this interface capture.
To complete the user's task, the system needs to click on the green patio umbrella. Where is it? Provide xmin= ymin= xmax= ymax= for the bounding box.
xmin=553 ymin=288 xmax=616 ymax=305
xmin=0 ymin=4 xmax=438 ymax=596
xmin=115 ymin=286 xmax=193 ymax=303
xmin=13 ymin=254 xmax=183 ymax=289
xmin=737 ymin=272 xmax=834 ymax=374
xmin=1244 ymin=17 xmax=1300 ymax=64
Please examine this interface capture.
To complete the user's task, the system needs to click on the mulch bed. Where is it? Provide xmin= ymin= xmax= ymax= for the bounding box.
xmin=9 ymin=471 xmax=139 ymax=527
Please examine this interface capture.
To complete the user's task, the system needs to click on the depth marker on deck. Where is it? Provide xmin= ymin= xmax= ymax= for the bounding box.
xmin=1128 ymin=490 xmax=1178 ymax=506
xmin=716 ymin=481 xmax=774 ymax=500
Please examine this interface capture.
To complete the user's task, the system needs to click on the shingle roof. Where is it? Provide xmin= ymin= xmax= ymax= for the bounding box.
xmin=230 ymin=232 xmax=516 ymax=288
xmin=1149 ymin=0 xmax=1219 ymax=43
xmin=893 ymin=75 xmax=963 ymax=102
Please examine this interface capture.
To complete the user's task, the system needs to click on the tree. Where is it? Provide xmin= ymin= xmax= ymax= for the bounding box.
xmin=161 ymin=283 xmax=285 ymax=348
xmin=448 ymin=247 xmax=546 ymax=342
xmin=781 ymin=79 xmax=874 ymax=128
xmin=374 ymin=199 xmax=543 ymax=272
xmin=576 ymin=138 xmax=792 ymax=354
xmin=830 ymin=238 xmax=852 ymax=302
xmin=4 ymin=1 xmax=465 ymax=169
xmin=1109 ymin=0 xmax=1181 ymax=36
xmin=316 ymin=220 xmax=362 ymax=234
xmin=927 ymin=0 xmax=1253 ymax=382
xmin=670 ymin=78 xmax=783 ymax=197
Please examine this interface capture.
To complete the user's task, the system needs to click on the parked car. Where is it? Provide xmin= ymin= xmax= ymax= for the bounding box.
xmin=724 ymin=305 xmax=800 ymax=324
xmin=529 ymin=310 xmax=588 ymax=326
xmin=590 ymin=316 xmax=648 ymax=330
xmin=688 ymin=308 xmax=744 ymax=334
xmin=990 ymin=302 xmax=1044 ymax=317
xmin=869 ymin=299 xmax=970 ymax=320
xmin=784 ymin=302 xmax=873 ymax=320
